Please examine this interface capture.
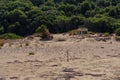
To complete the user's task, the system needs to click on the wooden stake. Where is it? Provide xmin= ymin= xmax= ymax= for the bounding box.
xmin=66 ymin=50 xmax=69 ymax=62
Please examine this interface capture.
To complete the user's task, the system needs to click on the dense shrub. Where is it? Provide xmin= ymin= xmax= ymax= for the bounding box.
xmin=0 ymin=0 xmax=120 ymax=36
xmin=85 ymin=15 xmax=118 ymax=33
xmin=115 ymin=28 xmax=120 ymax=36
xmin=0 ymin=33 xmax=22 ymax=39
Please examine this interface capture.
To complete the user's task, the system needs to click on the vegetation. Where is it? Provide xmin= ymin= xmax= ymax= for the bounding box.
xmin=104 ymin=32 xmax=110 ymax=37
xmin=29 ymin=52 xmax=35 ymax=55
xmin=0 ymin=40 xmax=4 ymax=47
xmin=36 ymin=24 xmax=52 ymax=40
xmin=0 ymin=0 xmax=120 ymax=37
xmin=115 ymin=28 xmax=120 ymax=36
xmin=0 ymin=33 xmax=22 ymax=39
xmin=36 ymin=25 xmax=47 ymax=34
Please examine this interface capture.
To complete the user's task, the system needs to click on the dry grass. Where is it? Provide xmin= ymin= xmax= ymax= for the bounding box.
xmin=0 ymin=40 xmax=4 ymax=47
xmin=68 ymin=30 xmax=78 ymax=35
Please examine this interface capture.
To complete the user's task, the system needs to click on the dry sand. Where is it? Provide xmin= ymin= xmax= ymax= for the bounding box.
xmin=0 ymin=34 xmax=120 ymax=80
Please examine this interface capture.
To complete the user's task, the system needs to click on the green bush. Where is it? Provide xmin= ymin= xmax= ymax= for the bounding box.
xmin=0 ymin=33 xmax=22 ymax=39
xmin=36 ymin=25 xmax=52 ymax=40
xmin=115 ymin=28 xmax=120 ymax=36
xmin=36 ymin=25 xmax=47 ymax=34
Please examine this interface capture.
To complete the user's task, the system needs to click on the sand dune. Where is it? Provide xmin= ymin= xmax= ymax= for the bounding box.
xmin=0 ymin=35 xmax=120 ymax=80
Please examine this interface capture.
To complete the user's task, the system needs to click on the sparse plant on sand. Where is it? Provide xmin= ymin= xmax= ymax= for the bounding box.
xmin=0 ymin=41 xmax=4 ymax=47
xmin=68 ymin=30 xmax=78 ymax=35
xmin=29 ymin=52 xmax=35 ymax=55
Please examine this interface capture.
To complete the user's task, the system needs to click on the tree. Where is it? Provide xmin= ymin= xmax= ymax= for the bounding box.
xmin=80 ymin=1 xmax=95 ymax=15
xmin=96 ymin=0 xmax=110 ymax=7
xmin=54 ymin=0 xmax=62 ymax=3
xmin=58 ymin=4 xmax=76 ymax=16
xmin=85 ymin=15 xmax=117 ymax=33
xmin=30 ymin=0 xmax=45 ymax=6
xmin=69 ymin=16 xmax=85 ymax=29
xmin=0 ymin=0 xmax=120 ymax=37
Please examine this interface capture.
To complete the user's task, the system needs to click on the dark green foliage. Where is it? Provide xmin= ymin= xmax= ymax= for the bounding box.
xmin=85 ymin=15 xmax=119 ymax=33
xmin=108 ymin=6 xmax=120 ymax=18
xmin=0 ymin=0 xmax=120 ymax=37
xmin=0 ymin=33 xmax=22 ymax=39
xmin=115 ymin=28 xmax=120 ymax=36
xmin=96 ymin=0 xmax=111 ymax=7
xmin=30 ymin=0 xmax=45 ymax=6
xmin=0 ymin=26 xmax=4 ymax=34
xmin=80 ymin=1 xmax=95 ymax=15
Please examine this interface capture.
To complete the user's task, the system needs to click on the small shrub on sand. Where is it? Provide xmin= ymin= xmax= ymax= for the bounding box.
xmin=88 ymin=32 xmax=95 ymax=35
xmin=29 ymin=52 xmax=35 ymax=55
xmin=36 ymin=25 xmax=53 ymax=40
xmin=0 ymin=41 xmax=4 ymax=47
xmin=68 ymin=30 xmax=78 ymax=35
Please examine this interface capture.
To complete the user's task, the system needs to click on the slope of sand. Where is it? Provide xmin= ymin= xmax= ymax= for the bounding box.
xmin=0 ymin=35 xmax=120 ymax=80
